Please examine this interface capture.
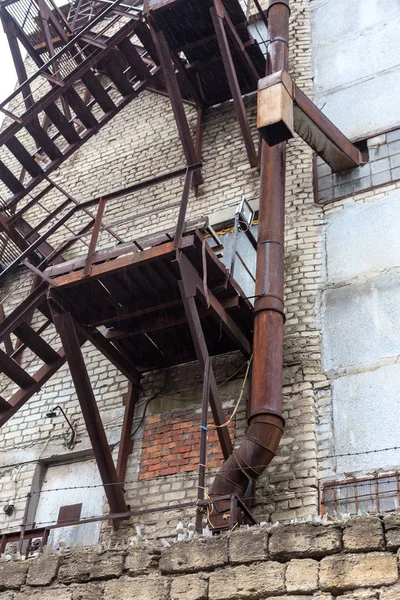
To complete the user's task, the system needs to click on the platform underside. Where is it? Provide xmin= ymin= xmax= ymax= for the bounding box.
xmin=148 ymin=0 xmax=266 ymax=106
xmin=49 ymin=232 xmax=253 ymax=371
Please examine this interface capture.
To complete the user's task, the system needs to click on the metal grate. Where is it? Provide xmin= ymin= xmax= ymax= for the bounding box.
xmin=321 ymin=472 xmax=400 ymax=517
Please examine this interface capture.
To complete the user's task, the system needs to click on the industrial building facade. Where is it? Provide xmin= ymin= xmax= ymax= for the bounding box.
xmin=0 ymin=0 xmax=398 ymax=553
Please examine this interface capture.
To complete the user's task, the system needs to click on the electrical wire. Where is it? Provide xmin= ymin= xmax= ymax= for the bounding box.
xmin=209 ymin=355 xmax=252 ymax=429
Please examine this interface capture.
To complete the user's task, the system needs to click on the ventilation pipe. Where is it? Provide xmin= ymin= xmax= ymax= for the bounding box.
xmin=209 ymin=0 xmax=289 ymax=526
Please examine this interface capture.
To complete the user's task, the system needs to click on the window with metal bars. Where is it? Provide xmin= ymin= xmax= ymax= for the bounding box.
xmin=321 ymin=472 xmax=400 ymax=517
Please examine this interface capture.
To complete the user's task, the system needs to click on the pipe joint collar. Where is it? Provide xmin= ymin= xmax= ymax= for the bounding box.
xmin=267 ymin=0 xmax=291 ymax=16
xmin=253 ymin=294 xmax=285 ymax=319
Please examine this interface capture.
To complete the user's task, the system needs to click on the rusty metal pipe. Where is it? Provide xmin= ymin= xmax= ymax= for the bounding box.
xmin=210 ymin=0 xmax=289 ymax=523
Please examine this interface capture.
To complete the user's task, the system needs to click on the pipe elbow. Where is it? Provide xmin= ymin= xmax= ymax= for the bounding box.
xmin=208 ymin=414 xmax=284 ymax=527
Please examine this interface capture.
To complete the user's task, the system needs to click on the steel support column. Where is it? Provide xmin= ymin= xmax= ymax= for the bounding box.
xmin=178 ymin=257 xmax=233 ymax=460
xmin=52 ymin=310 xmax=128 ymax=516
xmin=210 ymin=2 xmax=257 ymax=168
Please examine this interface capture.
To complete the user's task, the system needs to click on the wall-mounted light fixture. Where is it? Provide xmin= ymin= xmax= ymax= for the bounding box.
xmin=236 ymin=198 xmax=254 ymax=229
xmin=46 ymin=405 xmax=76 ymax=449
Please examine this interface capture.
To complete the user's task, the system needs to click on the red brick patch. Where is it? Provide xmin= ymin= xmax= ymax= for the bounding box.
xmin=139 ymin=408 xmax=235 ymax=480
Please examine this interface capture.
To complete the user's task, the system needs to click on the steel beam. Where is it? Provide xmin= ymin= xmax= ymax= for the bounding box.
xmin=210 ymin=4 xmax=257 ymax=168
xmin=52 ymin=310 xmax=128 ymax=515
xmin=179 ymin=252 xmax=252 ymax=357
xmin=152 ymin=29 xmax=203 ymax=186
xmin=178 ymin=256 xmax=233 ymax=460
xmin=116 ymin=383 xmax=140 ymax=483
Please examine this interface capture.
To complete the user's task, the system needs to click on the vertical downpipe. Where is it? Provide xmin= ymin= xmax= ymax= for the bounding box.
xmin=209 ymin=0 xmax=290 ymax=522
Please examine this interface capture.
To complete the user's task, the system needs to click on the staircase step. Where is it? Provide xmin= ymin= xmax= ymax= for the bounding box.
xmin=5 ymin=137 xmax=43 ymax=178
xmin=64 ymin=87 xmax=98 ymax=130
xmin=0 ymin=396 xmax=10 ymax=414
xmin=0 ymin=160 xmax=24 ymax=194
xmin=44 ymin=102 xmax=81 ymax=145
xmin=0 ymin=347 xmax=35 ymax=388
xmin=81 ymin=70 xmax=116 ymax=114
xmin=118 ymin=39 xmax=150 ymax=82
xmin=26 ymin=120 xmax=62 ymax=161
xmin=101 ymin=53 xmax=134 ymax=96
xmin=14 ymin=322 xmax=60 ymax=364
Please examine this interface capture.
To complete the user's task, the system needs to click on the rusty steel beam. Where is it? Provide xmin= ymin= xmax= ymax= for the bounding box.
xmin=179 ymin=252 xmax=252 ymax=356
xmin=152 ymin=29 xmax=203 ymax=186
xmin=84 ymin=197 xmax=107 ymax=277
xmin=0 ymin=303 xmax=13 ymax=356
xmin=214 ymin=0 xmax=259 ymax=85
xmin=52 ymin=310 xmax=128 ymax=515
xmin=210 ymin=4 xmax=257 ymax=168
xmin=174 ymin=168 xmax=193 ymax=248
xmin=116 ymin=383 xmax=140 ymax=483
xmin=178 ymin=253 xmax=233 ymax=460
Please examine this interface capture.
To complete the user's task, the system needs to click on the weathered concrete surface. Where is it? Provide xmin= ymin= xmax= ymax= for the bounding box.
xmin=311 ymin=0 xmax=400 ymax=138
xmin=26 ymin=554 xmax=60 ymax=586
xmin=209 ymin=562 xmax=285 ymax=600
xmin=380 ymin=584 xmax=400 ymax=600
xmin=332 ymin=364 xmax=400 ymax=474
xmin=0 ymin=562 xmax=28 ymax=591
xmin=320 ymin=552 xmax=398 ymax=592
xmin=269 ymin=524 xmax=342 ymax=559
xmin=71 ymin=583 xmax=102 ymax=600
xmin=125 ymin=548 xmax=159 ymax=575
xmin=104 ymin=575 xmax=170 ymax=600
xmin=384 ymin=514 xmax=400 ymax=550
xmin=160 ymin=538 xmax=228 ymax=573
xmin=285 ymin=558 xmax=319 ymax=592
xmin=170 ymin=573 xmax=208 ymax=600
xmin=323 ymin=274 xmax=400 ymax=372
xmin=58 ymin=550 xmax=124 ymax=584
xmin=14 ymin=590 xmax=72 ymax=600
xmin=343 ymin=517 xmax=384 ymax=553
xmin=325 ymin=196 xmax=400 ymax=283
xmin=228 ymin=527 xmax=268 ymax=564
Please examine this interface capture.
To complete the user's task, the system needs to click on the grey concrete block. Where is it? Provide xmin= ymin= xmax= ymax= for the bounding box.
xmin=323 ymin=274 xmax=400 ymax=370
xmin=317 ymin=162 xmax=333 ymax=177
xmin=319 ymin=174 xmax=334 ymax=191
xmin=391 ymin=166 xmax=400 ymax=180
xmin=370 ymin=157 xmax=390 ymax=174
xmin=371 ymin=170 xmax=391 ymax=186
xmin=332 ymin=365 xmax=400 ymax=475
xmin=389 ymin=153 xmax=400 ymax=169
xmin=160 ymin=538 xmax=228 ymax=573
xmin=269 ymin=524 xmax=342 ymax=559
xmin=388 ymin=140 xmax=400 ymax=155
xmin=387 ymin=128 xmax=400 ymax=143
xmin=369 ymin=143 xmax=389 ymax=160
xmin=325 ymin=195 xmax=400 ymax=281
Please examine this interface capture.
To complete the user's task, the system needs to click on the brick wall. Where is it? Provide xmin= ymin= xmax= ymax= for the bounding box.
xmin=0 ymin=0 xmax=337 ymax=540
xmin=140 ymin=409 xmax=235 ymax=480
xmin=1 ymin=517 xmax=400 ymax=599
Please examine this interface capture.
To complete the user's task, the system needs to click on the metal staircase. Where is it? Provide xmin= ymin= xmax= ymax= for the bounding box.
xmin=0 ymin=0 xmax=159 ymax=207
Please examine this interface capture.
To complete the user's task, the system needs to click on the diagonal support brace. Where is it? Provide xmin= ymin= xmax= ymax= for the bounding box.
xmin=52 ymin=310 xmax=129 ymax=516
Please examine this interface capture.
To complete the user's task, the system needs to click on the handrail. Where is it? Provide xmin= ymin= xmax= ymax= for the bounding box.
xmin=0 ymin=0 xmax=131 ymax=110
xmin=0 ymin=163 xmax=202 ymax=283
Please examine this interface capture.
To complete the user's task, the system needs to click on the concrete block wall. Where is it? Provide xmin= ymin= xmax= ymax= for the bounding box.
xmin=2 ymin=518 xmax=400 ymax=598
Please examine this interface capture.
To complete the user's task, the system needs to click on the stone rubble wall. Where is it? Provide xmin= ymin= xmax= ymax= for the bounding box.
xmin=2 ymin=519 xmax=400 ymax=599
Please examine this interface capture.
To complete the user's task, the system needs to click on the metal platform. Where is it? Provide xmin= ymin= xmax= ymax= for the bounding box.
xmin=48 ymin=231 xmax=253 ymax=371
